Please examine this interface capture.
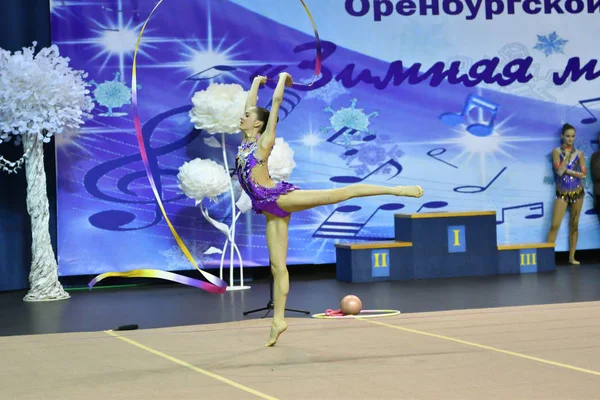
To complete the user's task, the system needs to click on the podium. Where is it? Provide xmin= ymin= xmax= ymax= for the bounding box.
xmin=335 ymin=211 xmax=555 ymax=283
xmin=497 ymin=243 xmax=556 ymax=274
xmin=335 ymin=241 xmax=412 ymax=283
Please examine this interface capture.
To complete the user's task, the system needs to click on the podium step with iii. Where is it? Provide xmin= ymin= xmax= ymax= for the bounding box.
xmin=497 ymin=243 xmax=556 ymax=274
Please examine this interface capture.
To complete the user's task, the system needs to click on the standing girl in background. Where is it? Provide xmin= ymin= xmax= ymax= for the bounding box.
xmin=547 ymin=123 xmax=587 ymax=264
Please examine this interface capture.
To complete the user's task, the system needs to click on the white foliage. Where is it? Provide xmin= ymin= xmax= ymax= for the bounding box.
xmin=177 ymin=158 xmax=230 ymax=203
xmin=236 ymin=191 xmax=253 ymax=213
xmin=0 ymin=43 xmax=94 ymax=143
xmin=269 ymin=137 xmax=297 ymax=182
xmin=189 ymin=83 xmax=247 ymax=134
xmin=203 ymin=246 xmax=223 ymax=255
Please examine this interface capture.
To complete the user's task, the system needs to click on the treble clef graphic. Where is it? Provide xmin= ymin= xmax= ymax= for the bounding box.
xmin=84 ymin=105 xmax=200 ymax=231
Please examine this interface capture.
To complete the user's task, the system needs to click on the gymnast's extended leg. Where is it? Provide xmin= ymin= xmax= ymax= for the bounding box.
xmin=264 ymin=212 xmax=291 ymax=347
xmin=276 ymin=183 xmax=423 ymax=213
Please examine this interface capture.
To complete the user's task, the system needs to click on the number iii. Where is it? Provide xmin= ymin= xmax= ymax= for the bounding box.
xmin=520 ymin=253 xmax=537 ymax=266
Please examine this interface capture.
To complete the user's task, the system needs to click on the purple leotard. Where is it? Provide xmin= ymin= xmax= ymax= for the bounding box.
xmin=236 ymin=141 xmax=299 ymax=217
xmin=555 ymin=149 xmax=584 ymax=203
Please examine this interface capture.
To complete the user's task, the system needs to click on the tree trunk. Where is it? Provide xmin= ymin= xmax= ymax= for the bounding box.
xmin=22 ymin=134 xmax=69 ymax=302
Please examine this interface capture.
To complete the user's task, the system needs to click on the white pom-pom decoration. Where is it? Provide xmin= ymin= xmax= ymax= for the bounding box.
xmin=189 ymin=83 xmax=247 ymax=134
xmin=268 ymin=137 xmax=297 ymax=182
xmin=177 ymin=158 xmax=230 ymax=203
xmin=0 ymin=43 xmax=94 ymax=142
xmin=236 ymin=191 xmax=253 ymax=213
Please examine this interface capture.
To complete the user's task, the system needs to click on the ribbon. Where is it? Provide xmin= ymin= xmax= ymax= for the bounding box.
xmin=89 ymin=0 xmax=226 ymax=293
xmin=299 ymin=0 xmax=322 ymax=83
xmin=89 ymin=269 xmax=225 ymax=294
xmin=89 ymin=0 xmax=321 ymax=292
xmin=259 ymin=0 xmax=322 ymax=86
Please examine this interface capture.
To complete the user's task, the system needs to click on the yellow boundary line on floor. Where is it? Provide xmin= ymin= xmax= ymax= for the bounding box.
xmin=360 ymin=319 xmax=600 ymax=377
xmin=104 ymin=330 xmax=279 ymax=400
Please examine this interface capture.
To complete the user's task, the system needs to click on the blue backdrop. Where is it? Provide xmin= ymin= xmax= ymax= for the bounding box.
xmin=50 ymin=0 xmax=600 ymax=276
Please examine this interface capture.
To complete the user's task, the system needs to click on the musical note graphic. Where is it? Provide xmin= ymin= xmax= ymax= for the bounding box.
xmin=330 ymin=159 xmax=402 ymax=184
xmin=427 ymin=148 xmax=458 ymax=168
xmin=584 ymin=191 xmax=597 ymax=215
xmin=84 ymin=105 xmax=200 ymax=231
xmin=454 ymin=167 xmax=506 ymax=193
xmin=496 ymin=202 xmax=544 ymax=225
xmin=312 ymin=203 xmax=405 ymax=240
xmin=578 ymin=97 xmax=600 ymax=125
xmin=416 ymin=201 xmax=449 ymax=213
xmin=439 ymin=94 xmax=499 ymax=137
xmin=266 ymin=90 xmax=302 ymax=121
xmin=326 ymin=126 xmax=376 ymax=157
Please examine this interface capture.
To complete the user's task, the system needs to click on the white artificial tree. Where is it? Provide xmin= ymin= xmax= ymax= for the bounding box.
xmin=0 ymin=43 xmax=94 ymax=301
xmin=188 ymin=83 xmax=249 ymax=290
xmin=177 ymin=157 xmax=246 ymax=287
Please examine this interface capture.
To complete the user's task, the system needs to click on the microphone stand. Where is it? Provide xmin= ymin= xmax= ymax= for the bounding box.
xmin=243 ymin=262 xmax=310 ymax=318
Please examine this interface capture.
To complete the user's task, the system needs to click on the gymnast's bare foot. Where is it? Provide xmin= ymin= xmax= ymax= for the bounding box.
xmin=265 ymin=320 xmax=288 ymax=347
xmin=396 ymin=185 xmax=424 ymax=198
xmin=569 ymin=258 xmax=580 ymax=265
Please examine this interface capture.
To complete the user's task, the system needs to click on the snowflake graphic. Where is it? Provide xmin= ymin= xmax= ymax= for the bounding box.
xmin=496 ymin=43 xmax=570 ymax=101
xmin=90 ymin=72 xmax=137 ymax=117
xmin=305 ymin=79 xmax=348 ymax=104
xmin=534 ymin=31 xmax=568 ymax=57
xmin=357 ymin=144 xmax=386 ymax=165
xmin=323 ymin=98 xmax=378 ymax=146
xmin=343 ymin=143 xmax=405 ymax=175
xmin=325 ymin=98 xmax=378 ymax=132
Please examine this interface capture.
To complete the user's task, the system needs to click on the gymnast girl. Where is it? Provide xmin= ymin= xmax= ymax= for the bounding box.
xmin=236 ymin=72 xmax=424 ymax=346
xmin=547 ymin=123 xmax=587 ymax=264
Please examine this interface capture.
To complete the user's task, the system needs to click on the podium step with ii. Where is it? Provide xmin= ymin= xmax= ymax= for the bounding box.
xmin=334 ymin=241 xmax=413 ymax=283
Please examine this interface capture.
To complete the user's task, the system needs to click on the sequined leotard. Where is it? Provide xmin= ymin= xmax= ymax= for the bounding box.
xmin=236 ymin=141 xmax=299 ymax=217
xmin=555 ymin=149 xmax=585 ymax=203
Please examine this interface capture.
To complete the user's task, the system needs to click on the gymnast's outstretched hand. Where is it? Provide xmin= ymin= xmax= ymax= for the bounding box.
xmin=280 ymin=71 xmax=293 ymax=87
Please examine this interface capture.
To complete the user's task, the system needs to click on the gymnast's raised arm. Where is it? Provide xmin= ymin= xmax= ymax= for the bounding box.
xmin=245 ymin=75 xmax=266 ymax=111
xmin=259 ymin=72 xmax=292 ymax=150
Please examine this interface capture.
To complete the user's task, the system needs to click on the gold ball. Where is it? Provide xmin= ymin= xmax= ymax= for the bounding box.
xmin=341 ymin=295 xmax=362 ymax=316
